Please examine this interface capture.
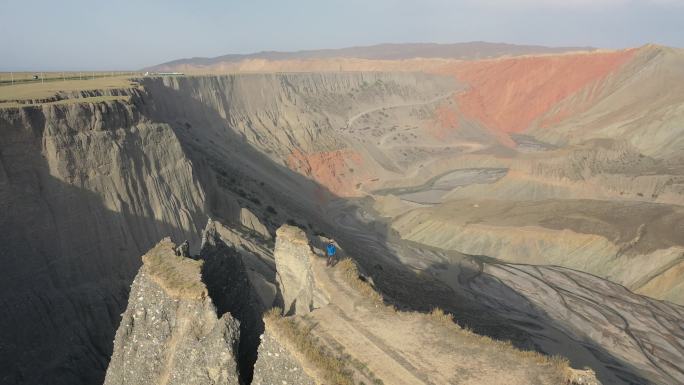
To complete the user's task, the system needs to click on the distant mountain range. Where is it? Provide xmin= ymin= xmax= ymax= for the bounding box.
xmin=147 ymin=41 xmax=595 ymax=71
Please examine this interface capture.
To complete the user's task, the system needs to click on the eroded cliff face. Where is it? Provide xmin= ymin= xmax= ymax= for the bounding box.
xmin=2 ymin=72 xmax=442 ymax=384
xmin=273 ymin=225 xmax=329 ymax=316
xmin=0 ymin=95 xmax=208 ymax=385
xmin=140 ymin=72 xmax=459 ymax=197
xmin=530 ymin=46 xmax=684 ymax=159
xmin=2 ymin=67 xmax=683 ymax=385
xmin=252 ymin=328 xmax=315 ymax=385
xmin=0 ymin=73 xmax=349 ymax=384
xmin=199 ymin=219 xmax=272 ymax=384
xmin=104 ymin=223 xmax=321 ymax=385
xmin=104 ymin=238 xmax=241 ymax=385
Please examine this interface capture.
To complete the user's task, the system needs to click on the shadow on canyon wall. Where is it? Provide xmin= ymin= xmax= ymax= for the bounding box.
xmin=144 ymin=77 xmax=655 ymax=385
xmin=0 ymin=75 xmax=662 ymax=385
xmin=0 ymin=172 xmax=198 ymax=385
xmin=200 ymin=235 xmax=266 ymax=384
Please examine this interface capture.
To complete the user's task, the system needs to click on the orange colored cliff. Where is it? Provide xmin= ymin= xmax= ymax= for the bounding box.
xmin=426 ymin=101 xmax=461 ymax=140
xmin=286 ymin=149 xmax=368 ymax=197
xmin=438 ymin=49 xmax=636 ymax=133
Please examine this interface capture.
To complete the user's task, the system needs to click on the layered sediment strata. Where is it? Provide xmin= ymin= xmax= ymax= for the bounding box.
xmin=0 ymin=97 xmax=207 ymax=385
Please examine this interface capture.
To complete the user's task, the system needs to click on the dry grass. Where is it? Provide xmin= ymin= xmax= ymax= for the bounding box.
xmin=265 ymin=308 xmax=355 ymax=385
xmin=511 ymin=346 xmax=572 ymax=383
xmin=0 ymin=71 xmax=143 ymax=84
xmin=142 ymin=239 xmax=207 ymax=299
xmin=0 ymin=95 xmax=131 ymax=109
xmin=336 ymin=258 xmax=384 ymax=304
xmin=334 ymin=258 xmax=575 ymax=383
xmin=426 ymin=307 xmax=455 ymax=324
xmin=0 ymin=77 xmax=138 ymax=102
xmin=423 ymin=307 xmax=573 ymax=383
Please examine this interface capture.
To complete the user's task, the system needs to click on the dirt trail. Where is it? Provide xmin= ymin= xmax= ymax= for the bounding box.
xmin=345 ymin=93 xmax=454 ymax=128
xmin=305 ymin=252 xmax=562 ymax=385
xmin=322 ymin=200 xmax=684 ymax=385
xmin=310 ymin=258 xmax=429 ymax=385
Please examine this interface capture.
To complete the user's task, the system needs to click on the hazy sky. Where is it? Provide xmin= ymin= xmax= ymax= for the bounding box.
xmin=2 ymin=0 xmax=683 ymax=71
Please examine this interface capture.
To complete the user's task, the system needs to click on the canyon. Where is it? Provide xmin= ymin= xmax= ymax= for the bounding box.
xmin=1 ymin=43 xmax=683 ymax=385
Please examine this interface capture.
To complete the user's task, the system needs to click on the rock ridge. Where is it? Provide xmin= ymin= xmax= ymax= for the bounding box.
xmin=274 ymin=225 xmax=329 ymax=316
xmin=103 ymin=238 xmax=241 ymax=385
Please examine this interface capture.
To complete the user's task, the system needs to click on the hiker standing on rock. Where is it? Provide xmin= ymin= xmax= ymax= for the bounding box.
xmin=326 ymin=241 xmax=337 ymax=267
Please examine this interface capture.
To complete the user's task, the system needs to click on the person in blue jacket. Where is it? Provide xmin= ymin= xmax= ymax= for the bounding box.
xmin=326 ymin=241 xmax=337 ymax=267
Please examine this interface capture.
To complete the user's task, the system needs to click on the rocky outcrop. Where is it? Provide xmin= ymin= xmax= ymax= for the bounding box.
xmin=200 ymin=220 xmax=268 ymax=383
xmin=274 ymin=225 xmax=328 ymax=315
xmin=104 ymin=238 xmax=240 ymax=385
xmin=240 ymin=207 xmax=272 ymax=239
xmin=202 ymin=218 xmax=277 ymax=309
xmin=0 ymin=99 xmax=208 ymax=385
xmin=252 ymin=328 xmax=315 ymax=385
xmin=3 ymin=61 xmax=684 ymax=385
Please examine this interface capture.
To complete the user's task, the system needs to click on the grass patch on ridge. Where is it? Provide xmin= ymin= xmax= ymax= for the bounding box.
xmin=334 ymin=257 xmax=575 ymax=383
xmin=264 ymin=308 xmax=355 ymax=385
xmin=142 ymin=239 xmax=207 ymax=299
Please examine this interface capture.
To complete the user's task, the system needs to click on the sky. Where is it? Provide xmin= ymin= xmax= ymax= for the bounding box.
xmin=1 ymin=0 xmax=683 ymax=71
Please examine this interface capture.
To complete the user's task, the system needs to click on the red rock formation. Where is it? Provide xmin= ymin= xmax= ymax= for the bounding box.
xmin=425 ymin=99 xmax=461 ymax=140
xmin=438 ymin=50 xmax=636 ymax=133
xmin=286 ymin=149 xmax=367 ymax=197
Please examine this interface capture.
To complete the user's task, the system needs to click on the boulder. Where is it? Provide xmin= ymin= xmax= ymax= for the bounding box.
xmin=274 ymin=225 xmax=324 ymax=315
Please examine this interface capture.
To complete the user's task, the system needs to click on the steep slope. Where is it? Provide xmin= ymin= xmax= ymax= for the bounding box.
xmin=266 ymin=225 xmax=584 ymax=385
xmin=461 ymin=261 xmax=684 ymax=385
xmin=199 ymin=221 xmax=268 ymax=383
xmin=324 ymin=199 xmax=684 ymax=385
xmin=0 ymin=72 xmax=461 ymax=385
xmin=2 ymin=54 xmax=683 ymax=385
xmin=0 ymin=95 xmax=208 ymax=385
xmin=391 ymin=199 xmax=684 ymax=304
xmin=140 ymin=72 xmax=461 ymax=197
xmin=434 ymin=49 xmax=636 ymax=134
xmin=252 ymin=325 xmax=315 ymax=385
xmin=530 ymin=45 xmax=684 ymax=159
xmin=104 ymin=238 xmax=241 ymax=385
